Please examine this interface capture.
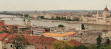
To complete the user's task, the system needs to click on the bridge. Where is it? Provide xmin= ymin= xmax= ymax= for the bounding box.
xmin=0 ymin=16 xmax=22 ymax=20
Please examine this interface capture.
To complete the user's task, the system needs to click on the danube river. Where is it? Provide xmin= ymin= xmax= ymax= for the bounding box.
xmin=0 ymin=15 xmax=110 ymax=30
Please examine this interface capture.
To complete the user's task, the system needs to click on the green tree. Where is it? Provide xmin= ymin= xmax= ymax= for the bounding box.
xmin=81 ymin=24 xmax=85 ymax=30
xmin=105 ymin=38 xmax=110 ymax=44
xmin=96 ymin=35 xmax=102 ymax=45
xmin=40 ymin=16 xmax=44 ymax=19
xmin=87 ymin=44 xmax=98 ymax=49
xmin=2 ymin=26 xmax=10 ymax=33
xmin=44 ymin=28 xmax=50 ymax=31
xmin=73 ymin=45 xmax=88 ymax=49
xmin=52 ymin=40 xmax=73 ymax=49
xmin=24 ymin=14 xmax=29 ymax=17
xmin=99 ymin=45 xmax=111 ymax=49
xmin=73 ymin=18 xmax=79 ymax=21
xmin=56 ymin=16 xmax=61 ymax=20
xmin=12 ymin=35 xmax=29 ymax=49
xmin=66 ymin=19 xmax=72 ymax=21
xmin=58 ymin=24 xmax=64 ymax=28
xmin=2 ymin=29 xmax=10 ymax=33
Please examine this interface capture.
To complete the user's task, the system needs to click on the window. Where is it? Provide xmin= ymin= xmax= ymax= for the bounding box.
xmin=4 ymin=43 xmax=7 ymax=49
xmin=10 ymin=45 xmax=13 ymax=47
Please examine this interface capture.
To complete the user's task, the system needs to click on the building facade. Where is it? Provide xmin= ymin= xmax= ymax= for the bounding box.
xmin=82 ymin=6 xmax=111 ymax=24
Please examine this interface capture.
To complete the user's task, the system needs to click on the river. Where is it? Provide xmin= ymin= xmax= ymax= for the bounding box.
xmin=0 ymin=15 xmax=110 ymax=30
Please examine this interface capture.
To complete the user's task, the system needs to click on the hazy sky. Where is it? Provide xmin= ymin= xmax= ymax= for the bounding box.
xmin=0 ymin=0 xmax=110 ymax=11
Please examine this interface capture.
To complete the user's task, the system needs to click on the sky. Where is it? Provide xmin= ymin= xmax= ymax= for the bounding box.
xmin=0 ymin=0 xmax=110 ymax=11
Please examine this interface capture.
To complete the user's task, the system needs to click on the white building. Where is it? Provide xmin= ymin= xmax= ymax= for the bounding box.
xmin=82 ymin=6 xmax=111 ymax=24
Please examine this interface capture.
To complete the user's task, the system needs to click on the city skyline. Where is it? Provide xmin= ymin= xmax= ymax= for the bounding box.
xmin=0 ymin=0 xmax=110 ymax=11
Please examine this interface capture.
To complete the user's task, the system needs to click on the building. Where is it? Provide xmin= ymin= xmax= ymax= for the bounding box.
xmin=0 ymin=20 xmax=5 ymax=26
xmin=0 ymin=33 xmax=37 ymax=49
xmin=18 ymin=26 xmax=32 ymax=35
xmin=22 ymin=14 xmax=31 ymax=26
xmin=102 ymin=31 xmax=111 ymax=39
xmin=32 ymin=26 xmax=45 ymax=36
xmin=0 ymin=33 xmax=9 ymax=49
xmin=35 ymin=36 xmax=82 ymax=49
xmin=0 ymin=32 xmax=82 ymax=49
xmin=18 ymin=15 xmax=32 ymax=35
xmin=82 ymin=6 xmax=111 ymax=24
xmin=42 ymin=32 xmax=75 ymax=40
xmin=35 ymin=36 xmax=56 ymax=49
xmin=0 ymin=20 xmax=19 ymax=33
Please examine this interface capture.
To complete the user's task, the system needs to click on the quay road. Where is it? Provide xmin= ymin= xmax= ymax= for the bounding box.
xmin=42 ymin=20 xmax=110 ymax=26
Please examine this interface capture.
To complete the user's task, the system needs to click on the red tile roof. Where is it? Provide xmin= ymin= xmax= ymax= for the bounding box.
xmin=26 ymin=36 xmax=39 ymax=44
xmin=0 ymin=33 xmax=54 ymax=45
xmin=0 ymin=33 xmax=9 ymax=41
xmin=69 ymin=40 xmax=82 ymax=46
xmin=0 ymin=33 xmax=82 ymax=46
xmin=2 ymin=34 xmax=38 ymax=44
xmin=0 ymin=22 xmax=5 ymax=26
xmin=36 ymin=36 xmax=56 ymax=45
xmin=2 ymin=33 xmax=18 ymax=42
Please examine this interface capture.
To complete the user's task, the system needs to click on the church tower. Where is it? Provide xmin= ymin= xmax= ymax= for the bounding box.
xmin=22 ymin=15 xmax=26 ymax=26
xmin=27 ymin=15 xmax=31 ymax=26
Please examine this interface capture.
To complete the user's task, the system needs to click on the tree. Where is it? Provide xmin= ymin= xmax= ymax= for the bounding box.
xmin=73 ymin=45 xmax=88 ymax=49
xmin=2 ymin=26 xmax=10 ymax=33
xmin=11 ymin=35 xmax=29 ymax=49
xmin=105 ymin=38 xmax=110 ymax=44
xmin=66 ymin=19 xmax=72 ymax=21
xmin=44 ymin=28 xmax=50 ymax=31
xmin=40 ymin=16 xmax=44 ymax=19
xmin=24 ymin=14 xmax=29 ymax=17
xmin=96 ymin=35 xmax=102 ymax=45
xmin=2 ymin=29 xmax=10 ymax=33
xmin=87 ymin=44 xmax=98 ymax=49
xmin=81 ymin=24 xmax=85 ymax=30
xmin=58 ymin=24 xmax=64 ymax=28
xmin=52 ymin=40 xmax=73 ymax=49
xmin=72 ymin=18 xmax=80 ymax=21
xmin=56 ymin=16 xmax=61 ymax=20
xmin=99 ymin=45 xmax=111 ymax=49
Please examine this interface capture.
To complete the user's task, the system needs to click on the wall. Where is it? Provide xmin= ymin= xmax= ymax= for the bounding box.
xmin=35 ymin=44 xmax=52 ymax=49
xmin=7 ymin=43 xmax=13 ymax=49
xmin=7 ymin=43 xmax=35 ymax=49
xmin=0 ymin=41 xmax=2 ymax=49
xmin=26 ymin=45 xmax=35 ymax=49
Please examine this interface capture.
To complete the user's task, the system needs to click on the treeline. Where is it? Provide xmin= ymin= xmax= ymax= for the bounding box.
xmin=39 ymin=16 xmax=80 ymax=21
xmin=0 ymin=11 xmax=23 ymax=16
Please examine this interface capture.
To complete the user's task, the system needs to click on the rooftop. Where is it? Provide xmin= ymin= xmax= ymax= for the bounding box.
xmin=69 ymin=40 xmax=82 ymax=46
xmin=0 ymin=33 xmax=9 ymax=41
xmin=42 ymin=32 xmax=75 ymax=37
xmin=0 ymin=33 xmax=82 ymax=46
xmin=36 ymin=36 xmax=56 ymax=45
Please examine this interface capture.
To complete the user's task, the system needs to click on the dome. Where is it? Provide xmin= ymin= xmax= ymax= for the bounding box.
xmin=104 ymin=7 xmax=109 ymax=11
